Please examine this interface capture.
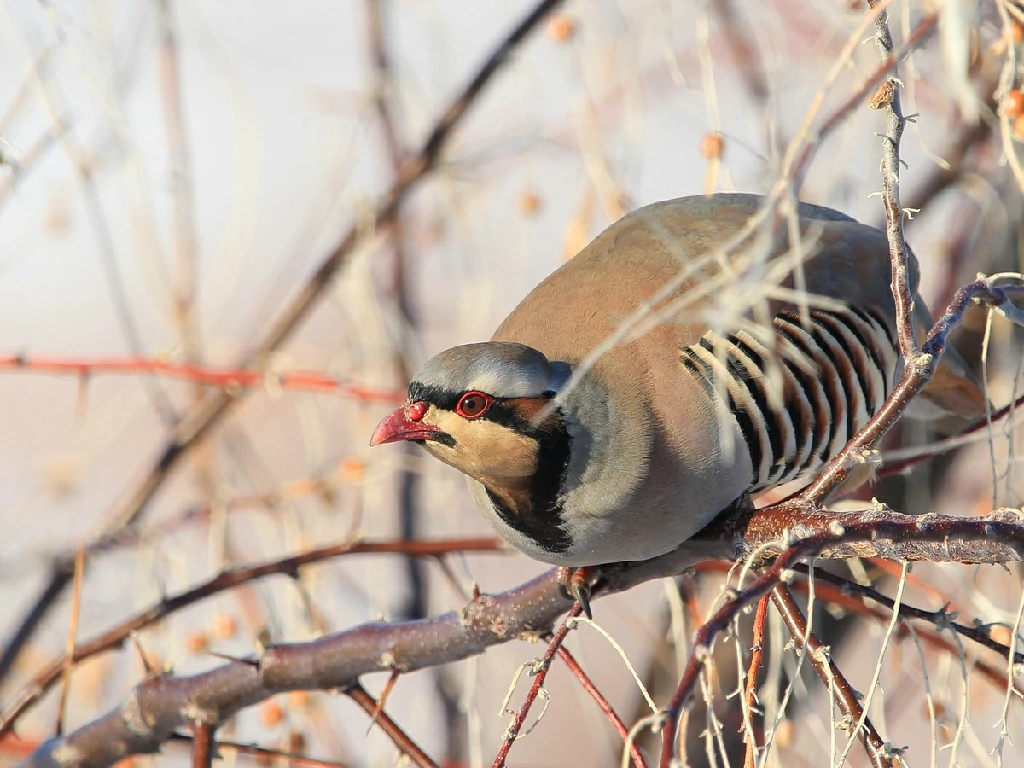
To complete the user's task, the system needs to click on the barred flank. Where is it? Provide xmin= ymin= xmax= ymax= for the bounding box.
xmin=682 ymin=308 xmax=898 ymax=492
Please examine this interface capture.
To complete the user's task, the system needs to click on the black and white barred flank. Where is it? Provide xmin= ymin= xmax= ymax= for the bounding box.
xmin=681 ymin=307 xmax=899 ymax=492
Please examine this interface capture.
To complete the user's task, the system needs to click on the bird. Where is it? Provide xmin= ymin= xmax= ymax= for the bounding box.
xmin=370 ymin=193 xmax=988 ymax=611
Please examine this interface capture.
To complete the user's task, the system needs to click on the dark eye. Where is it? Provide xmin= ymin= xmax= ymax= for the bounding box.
xmin=456 ymin=391 xmax=492 ymax=418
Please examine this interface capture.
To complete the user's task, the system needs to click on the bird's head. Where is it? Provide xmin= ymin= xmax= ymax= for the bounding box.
xmin=369 ymin=342 xmax=571 ymax=489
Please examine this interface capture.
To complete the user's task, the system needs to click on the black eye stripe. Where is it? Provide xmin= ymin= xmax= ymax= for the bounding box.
xmin=408 ymin=382 xmax=461 ymax=410
xmin=408 ymin=382 xmax=554 ymax=434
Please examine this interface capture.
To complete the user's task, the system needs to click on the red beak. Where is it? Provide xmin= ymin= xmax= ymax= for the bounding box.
xmin=369 ymin=402 xmax=442 ymax=446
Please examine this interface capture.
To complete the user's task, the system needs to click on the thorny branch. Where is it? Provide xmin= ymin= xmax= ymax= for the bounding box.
xmin=741 ymin=594 xmax=769 ymax=768
xmin=867 ymin=0 xmax=917 ymax=359
xmin=17 ymin=506 xmax=1024 ymax=768
xmin=0 ymin=355 xmax=403 ymax=403
xmin=0 ymin=538 xmax=503 ymax=738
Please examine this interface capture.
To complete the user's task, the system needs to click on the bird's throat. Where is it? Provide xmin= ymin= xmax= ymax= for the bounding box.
xmin=482 ymin=416 xmax=573 ymax=554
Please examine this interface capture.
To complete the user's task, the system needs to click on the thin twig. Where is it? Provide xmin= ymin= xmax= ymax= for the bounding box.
xmin=0 ymin=355 xmax=403 ymax=403
xmin=557 ymin=646 xmax=647 ymax=768
xmin=492 ymin=604 xmax=582 ymax=768
xmin=54 ymin=545 xmax=84 ymax=737
xmin=770 ymin=584 xmax=892 ymax=768
xmin=158 ymin=0 xmax=201 ymax=372
xmin=167 ymin=732 xmax=353 ymax=768
xmin=345 ymin=682 xmax=439 ymax=768
xmin=741 ymin=595 xmax=769 ymax=768
xmin=869 ymin=0 xmax=917 ymax=357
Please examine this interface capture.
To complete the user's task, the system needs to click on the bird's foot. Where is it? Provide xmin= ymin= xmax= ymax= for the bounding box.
xmin=556 ymin=566 xmax=600 ymax=620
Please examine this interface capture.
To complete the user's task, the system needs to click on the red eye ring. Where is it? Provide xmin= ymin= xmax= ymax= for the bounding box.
xmin=456 ymin=391 xmax=492 ymax=419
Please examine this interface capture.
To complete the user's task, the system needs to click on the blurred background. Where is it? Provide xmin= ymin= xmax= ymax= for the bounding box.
xmin=1 ymin=0 xmax=1023 ymax=766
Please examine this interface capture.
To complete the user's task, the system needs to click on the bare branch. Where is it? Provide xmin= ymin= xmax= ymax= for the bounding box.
xmin=0 ymin=538 xmax=503 ymax=739
xmin=21 ymin=504 xmax=1024 ymax=768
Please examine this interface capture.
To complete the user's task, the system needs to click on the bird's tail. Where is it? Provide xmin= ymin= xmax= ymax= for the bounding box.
xmin=909 ymin=298 xmax=990 ymax=422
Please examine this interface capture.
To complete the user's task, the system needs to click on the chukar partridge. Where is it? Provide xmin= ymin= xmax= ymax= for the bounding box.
xmin=371 ymin=194 xmax=987 ymax=576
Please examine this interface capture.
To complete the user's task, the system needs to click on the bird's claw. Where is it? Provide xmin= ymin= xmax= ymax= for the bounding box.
xmin=556 ymin=566 xmax=599 ymax=620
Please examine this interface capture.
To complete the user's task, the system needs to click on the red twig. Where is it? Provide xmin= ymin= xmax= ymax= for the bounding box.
xmin=880 ymin=391 xmax=1024 ymax=477
xmin=558 ymin=645 xmax=647 ymax=768
xmin=191 ymin=721 xmax=215 ymax=768
xmin=345 ymin=682 xmax=439 ymax=768
xmin=741 ymin=595 xmax=770 ymax=768
xmin=492 ymin=604 xmax=582 ymax=768
xmin=0 ymin=355 xmax=403 ymax=403
xmin=168 ymin=733 xmax=352 ymax=768
xmin=366 ymin=669 xmax=401 ymax=733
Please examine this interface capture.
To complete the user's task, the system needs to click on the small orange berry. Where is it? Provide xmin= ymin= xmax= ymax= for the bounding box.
xmin=210 ymin=613 xmax=237 ymax=639
xmin=1004 ymin=89 xmax=1024 ymax=118
xmin=260 ymin=700 xmax=285 ymax=728
xmin=775 ymin=719 xmax=794 ymax=747
xmin=519 ymin=190 xmax=542 ymax=217
xmin=44 ymin=198 xmax=73 ymax=237
xmin=288 ymin=690 xmax=310 ymax=709
xmin=991 ymin=624 xmax=1014 ymax=646
xmin=184 ymin=631 xmax=208 ymax=655
xmin=1013 ymin=114 xmax=1024 ymax=141
xmin=339 ymin=457 xmax=365 ymax=483
xmin=546 ymin=13 xmax=575 ymax=42
xmin=700 ymin=132 xmax=725 ymax=160
xmin=1011 ymin=22 xmax=1023 ymax=45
